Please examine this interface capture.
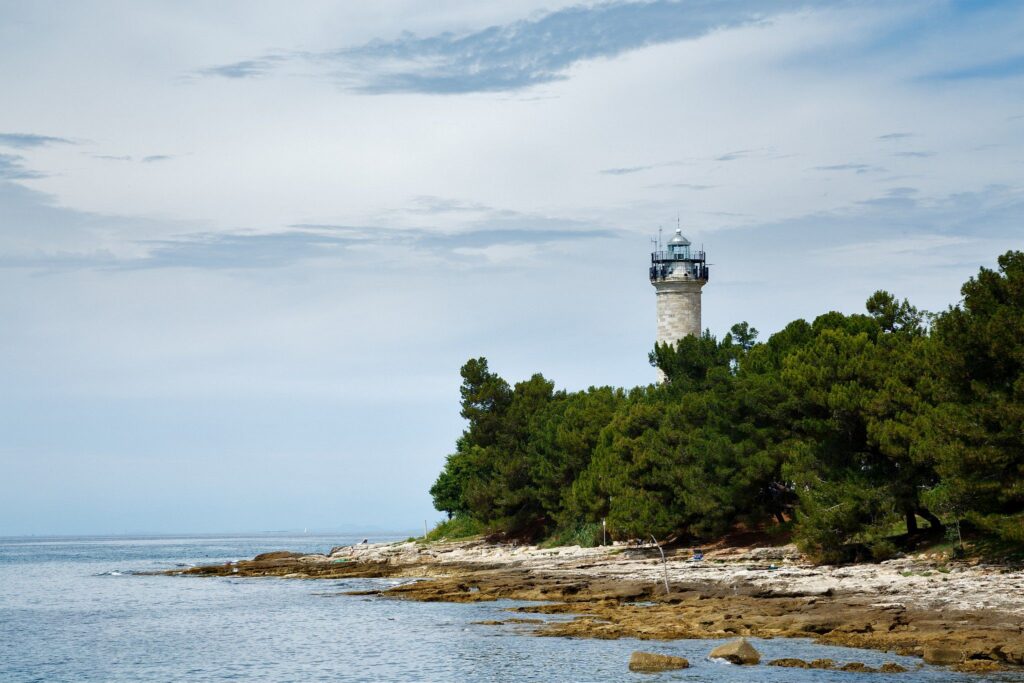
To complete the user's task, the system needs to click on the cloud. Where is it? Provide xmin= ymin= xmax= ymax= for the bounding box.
xmin=893 ymin=151 xmax=933 ymax=158
xmin=926 ymin=53 xmax=1024 ymax=81
xmin=813 ymin=162 xmax=884 ymax=174
xmin=706 ymin=183 xmax=1024 ymax=326
xmin=123 ymin=224 xmax=617 ymax=270
xmin=600 ymin=164 xmax=658 ymax=176
xmin=0 ymin=132 xmax=74 ymax=149
xmin=0 ymin=175 xmax=618 ymax=271
xmin=141 ymin=155 xmax=173 ymax=163
xmin=197 ymin=0 xmax=796 ymax=94
xmin=406 ymin=196 xmax=492 ymax=214
xmin=197 ymin=57 xmax=284 ymax=79
xmin=0 ymin=154 xmax=43 ymax=180
xmin=715 ymin=149 xmax=754 ymax=161
xmin=877 ymin=132 xmax=912 ymax=140
xmin=92 ymin=154 xmax=134 ymax=162
xmin=600 ymin=147 xmax=780 ymax=177
xmin=134 ymin=230 xmax=361 ymax=269
xmin=646 ymin=182 xmax=715 ymax=190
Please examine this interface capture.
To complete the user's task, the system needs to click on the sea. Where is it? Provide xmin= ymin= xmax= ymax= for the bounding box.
xmin=1 ymin=532 xmax=1021 ymax=683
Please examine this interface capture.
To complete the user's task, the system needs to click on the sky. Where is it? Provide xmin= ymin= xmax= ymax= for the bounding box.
xmin=1 ymin=0 xmax=1022 ymax=536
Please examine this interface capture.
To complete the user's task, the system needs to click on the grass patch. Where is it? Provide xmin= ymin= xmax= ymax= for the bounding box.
xmin=425 ymin=515 xmax=486 ymax=542
xmin=540 ymin=522 xmax=603 ymax=548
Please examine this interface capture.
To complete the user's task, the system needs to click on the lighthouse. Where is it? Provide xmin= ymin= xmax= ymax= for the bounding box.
xmin=649 ymin=227 xmax=709 ymax=364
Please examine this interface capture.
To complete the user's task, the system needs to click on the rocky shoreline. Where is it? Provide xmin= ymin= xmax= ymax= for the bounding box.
xmin=165 ymin=539 xmax=1024 ymax=672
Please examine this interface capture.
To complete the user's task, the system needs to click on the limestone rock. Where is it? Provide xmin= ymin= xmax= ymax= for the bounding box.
xmin=709 ymin=638 xmax=761 ymax=665
xmin=879 ymin=662 xmax=908 ymax=673
xmin=628 ymin=651 xmax=689 ymax=672
xmin=923 ymin=645 xmax=964 ymax=665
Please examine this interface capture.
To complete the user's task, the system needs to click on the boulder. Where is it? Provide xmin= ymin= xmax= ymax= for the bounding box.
xmin=922 ymin=646 xmax=964 ymax=665
xmin=879 ymin=662 xmax=908 ymax=673
xmin=709 ymin=638 xmax=761 ymax=665
xmin=628 ymin=651 xmax=689 ymax=672
xmin=809 ymin=659 xmax=836 ymax=669
xmin=838 ymin=662 xmax=876 ymax=672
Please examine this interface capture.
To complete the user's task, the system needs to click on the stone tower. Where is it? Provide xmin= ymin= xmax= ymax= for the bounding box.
xmin=649 ymin=228 xmax=709 ymax=374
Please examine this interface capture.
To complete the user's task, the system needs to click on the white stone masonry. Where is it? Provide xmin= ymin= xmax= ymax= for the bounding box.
xmin=654 ymin=272 xmax=705 ymax=345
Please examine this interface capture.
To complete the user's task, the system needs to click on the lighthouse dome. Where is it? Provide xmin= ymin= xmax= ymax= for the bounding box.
xmin=668 ymin=228 xmax=690 ymax=247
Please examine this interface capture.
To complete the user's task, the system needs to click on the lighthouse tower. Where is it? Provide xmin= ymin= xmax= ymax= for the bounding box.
xmin=649 ymin=227 xmax=709 ymax=360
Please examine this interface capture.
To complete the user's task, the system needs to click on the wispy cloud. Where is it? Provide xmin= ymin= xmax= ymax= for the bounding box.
xmin=0 ymin=154 xmax=44 ymax=180
xmin=141 ymin=155 xmax=173 ymax=163
xmin=893 ymin=151 xmax=933 ymax=158
xmin=197 ymin=1 xmax=794 ymax=94
xmin=0 ymin=132 xmax=74 ymax=149
xmin=601 ymin=164 xmax=658 ymax=176
xmin=715 ymin=149 xmax=754 ymax=161
xmin=645 ymin=182 xmax=715 ymax=190
xmin=877 ymin=132 xmax=913 ymax=140
xmin=406 ymin=195 xmax=492 ymax=214
xmin=197 ymin=57 xmax=284 ymax=79
xmin=926 ymin=53 xmax=1024 ymax=81
xmin=122 ymin=224 xmax=618 ymax=270
xmin=813 ymin=162 xmax=884 ymax=174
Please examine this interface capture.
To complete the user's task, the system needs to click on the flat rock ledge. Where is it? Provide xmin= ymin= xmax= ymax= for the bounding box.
xmin=162 ymin=539 xmax=1024 ymax=671
xmin=629 ymin=652 xmax=689 ymax=672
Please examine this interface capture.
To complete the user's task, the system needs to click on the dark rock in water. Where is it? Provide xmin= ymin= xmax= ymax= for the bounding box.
xmin=923 ymin=645 xmax=964 ymax=665
xmin=809 ymin=658 xmax=836 ymax=669
xmin=769 ymin=658 xmax=810 ymax=668
xmin=709 ymin=638 xmax=760 ymax=665
xmin=253 ymin=551 xmax=301 ymax=561
xmin=879 ymin=662 xmax=908 ymax=673
xmin=839 ymin=662 xmax=876 ymax=672
xmin=628 ymin=651 xmax=689 ymax=672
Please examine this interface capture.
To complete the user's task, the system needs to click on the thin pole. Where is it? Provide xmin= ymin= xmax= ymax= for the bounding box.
xmin=650 ymin=535 xmax=670 ymax=595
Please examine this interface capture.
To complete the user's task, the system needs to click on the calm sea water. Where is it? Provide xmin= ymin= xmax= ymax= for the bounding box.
xmin=1 ymin=533 xmax=1021 ymax=682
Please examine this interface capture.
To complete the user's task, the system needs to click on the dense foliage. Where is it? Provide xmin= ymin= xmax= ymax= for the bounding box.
xmin=430 ymin=252 xmax=1024 ymax=561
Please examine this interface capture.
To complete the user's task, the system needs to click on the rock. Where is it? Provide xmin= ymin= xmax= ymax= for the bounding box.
xmin=252 ymin=550 xmax=300 ymax=561
xmin=879 ymin=662 xmax=908 ymax=673
xmin=838 ymin=662 xmax=876 ymax=672
xmin=922 ymin=645 xmax=964 ymax=665
xmin=768 ymin=658 xmax=810 ymax=668
xmin=809 ymin=658 xmax=836 ymax=669
xmin=628 ymin=651 xmax=689 ymax=672
xmin=993 ymin=643 xmax=1024 ymax=665
xmin=954 ymin=660 xmax=1004 ymax=673
xmin=709 ymin=638 xmax=761 ymax=665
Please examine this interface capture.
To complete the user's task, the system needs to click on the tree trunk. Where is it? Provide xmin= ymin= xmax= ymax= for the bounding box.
xmin=916 ymin=507 xmax=944 ymax=532
xmin=905 ymin=509 xmax=919 ymax=535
